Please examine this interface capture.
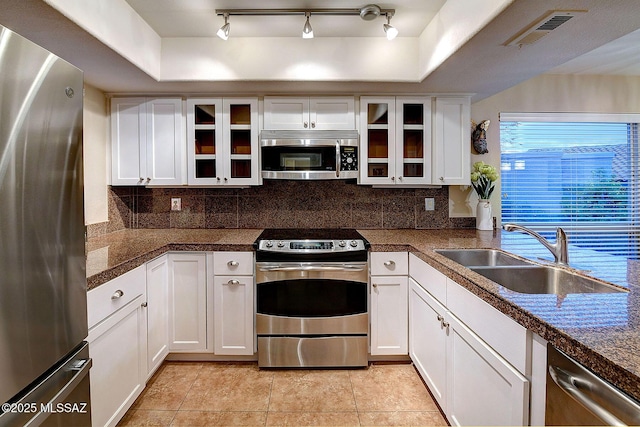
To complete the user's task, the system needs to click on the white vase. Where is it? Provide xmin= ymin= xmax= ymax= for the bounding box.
xmin=476 ymin=199 xmax=493 ymax=230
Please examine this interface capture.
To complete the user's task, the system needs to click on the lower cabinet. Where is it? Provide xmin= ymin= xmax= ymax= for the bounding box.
xmin=213 ymin=275 xmax=255 ymax=355
xmin=408 ymin=255 xmax=531 ymax=426
xmin=409 ymin=279 xmax=447 ymax=409
xmin=370 ymin=276 xmax=408 ymax=355
xmin=146 ymin=255 xmax=170 ymax=378
xmin=87 ymin=266 xmax=147 ymax=427
xmin=168 ymin=253 xmax=208 ymax=352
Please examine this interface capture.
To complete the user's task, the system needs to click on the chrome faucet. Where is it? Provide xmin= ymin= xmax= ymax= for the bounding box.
xmin=502 ymin=223 xmax=569 ymax=265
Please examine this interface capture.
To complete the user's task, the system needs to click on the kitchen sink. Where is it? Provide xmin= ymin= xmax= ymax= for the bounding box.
xmin=469 ymin=265 xmax=627 ymax=294
xmin=435 ymin=249 xmax=533 ymax=267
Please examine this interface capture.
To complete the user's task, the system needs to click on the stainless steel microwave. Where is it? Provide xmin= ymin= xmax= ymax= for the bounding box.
xmin=260 ymin=130 xmax=359 ymax=180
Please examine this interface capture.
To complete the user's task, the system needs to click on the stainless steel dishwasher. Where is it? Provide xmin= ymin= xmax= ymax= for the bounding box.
xmin=546 ymin=344 xmax=640 ymax=425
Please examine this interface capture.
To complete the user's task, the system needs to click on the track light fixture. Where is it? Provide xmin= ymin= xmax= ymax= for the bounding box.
xmin=302 ymin=12 xmax=314 ymax=39
xmin=383 ymin=13 xmax=398 ymax=40
xmin=215 ymin=5 xmax=397 ymax=40
xmin=216 ymin=13 xmax=230 ymax=40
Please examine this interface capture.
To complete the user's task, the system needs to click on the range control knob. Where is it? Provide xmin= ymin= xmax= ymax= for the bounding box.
xmin=277 ymin=241 xmax=285 ymax=248
xmin=265 ymin=240 xmax=273 ymax=248
xmin=349 ymin=240 xmax=359 ymax=248
xmin=338 ymin=240 xmax=347 ymax=247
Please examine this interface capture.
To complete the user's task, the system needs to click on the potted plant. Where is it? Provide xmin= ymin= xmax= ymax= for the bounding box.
xmin=470 ymin=161 xmax=499 ymax=230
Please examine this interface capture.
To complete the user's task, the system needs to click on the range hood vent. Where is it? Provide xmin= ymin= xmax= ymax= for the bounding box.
xmin=505 ymin=10 xmax=585 ymax=47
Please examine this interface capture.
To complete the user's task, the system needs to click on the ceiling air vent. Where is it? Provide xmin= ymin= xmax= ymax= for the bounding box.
xmin=505 ymin=10 xmax=586 ymax=47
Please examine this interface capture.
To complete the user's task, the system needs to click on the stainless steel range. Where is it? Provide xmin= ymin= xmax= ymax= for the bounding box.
xmin=254 ymin=229 xmax=370 ymax=368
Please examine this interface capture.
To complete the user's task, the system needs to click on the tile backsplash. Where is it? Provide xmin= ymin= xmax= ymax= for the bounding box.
xmin=106 ymin=180 xmax=474 ymax=232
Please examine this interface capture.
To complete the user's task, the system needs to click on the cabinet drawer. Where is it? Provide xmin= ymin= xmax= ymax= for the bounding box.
xmin=87 ymin=265 xmax=146 ymax=329
xmin=213 ymin=251 xmax=254 ymax=276
xmin=409 ymin=253 xmax=447 ymax=305
xmin=370 ymin=252 xmax=408 ymax=276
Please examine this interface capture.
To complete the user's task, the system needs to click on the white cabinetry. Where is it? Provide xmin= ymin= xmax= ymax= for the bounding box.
xmin=360 ymin=97 xmax=432 ymax=185
xmin=263 ymin=96 xmax=355 ymax=130
xmin=111 ymin=97 xmax=184 ymax=186
xmin=369 ymin=252 xmax=408 ymax=356
xmin=433 ymin=97 xmax=471 ymax=185
xmin=213 ymin=252 xmax=255 ymax=355
xmin=87 ymin=266 xmax=147 ymax=427
xmin=408 ymin=254 xmax=530 ymax=426
xmin=145 ymin=255 xmax=169 ymax=379
xmin=186 ymin=98 xmax=260 ymax=186
xmin=168 ymin=253 xmax=209 ymax=352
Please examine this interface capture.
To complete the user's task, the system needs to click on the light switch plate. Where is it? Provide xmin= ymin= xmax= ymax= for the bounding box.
xmin=171 ymin=198 xmax=181 ymax=211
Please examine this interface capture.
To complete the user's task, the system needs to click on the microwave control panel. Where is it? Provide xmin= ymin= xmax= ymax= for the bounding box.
xmin=340 ymin=146 xmax=358 ymax=171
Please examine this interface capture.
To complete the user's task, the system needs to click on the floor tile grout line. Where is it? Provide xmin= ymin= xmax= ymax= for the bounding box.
xmin=347 ymin=368 xmax=363 ymax=426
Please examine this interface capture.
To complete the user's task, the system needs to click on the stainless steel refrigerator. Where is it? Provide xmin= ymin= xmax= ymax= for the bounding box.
xmin=0 ymin=24 xmax=91 ymax=427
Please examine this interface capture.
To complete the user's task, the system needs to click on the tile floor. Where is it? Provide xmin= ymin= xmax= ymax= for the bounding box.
xmin=118 ymin=362 xmax=448 ymax=426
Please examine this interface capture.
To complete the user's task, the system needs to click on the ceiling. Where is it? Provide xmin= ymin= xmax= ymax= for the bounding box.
xmin=1 ymin=0 xmax=640 ymax=101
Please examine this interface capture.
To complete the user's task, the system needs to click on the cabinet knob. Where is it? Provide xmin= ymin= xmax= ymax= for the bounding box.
xmin=398 ymin=176 xmax=403 ymax=181
xmin=372 ymin=283 xmax=378 ymax=288
xmin=146 ymin=177 xmax=151 ymax=183
xmin=391 ymin=176 xmax=395 ymax=181
xmin=311 ymin=122 xmax=316 ymax=128
xmin=139 ymin=177 xmax=144 ymax=183
xmin=304 ymin=121 xmax=308 ymax=128
xmin=216 ymin=177 xmax=221 ymax=181
xmin=226 ymin=279 xmax=240 ymax=286
xmin=111 ymin=289 xmax=124 ymax=300
xmin=383 ymin=260 xmax=395 ymax=267
xmin=439 ymin=176 xmax=444 ymax=181
xmin=436 ymin=314 xmax=444 ymax=322
xmin=224 ymin=177 xmax=228 ymax=182
xmin=141 ymin=302 xmax=148 ymax=308
xmin=227 ymin=260 xmax=239 ymax=267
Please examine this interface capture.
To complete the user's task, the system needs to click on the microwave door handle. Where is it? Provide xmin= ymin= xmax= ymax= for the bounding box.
xmin=336 ymin=141 xmax=340 ymax=178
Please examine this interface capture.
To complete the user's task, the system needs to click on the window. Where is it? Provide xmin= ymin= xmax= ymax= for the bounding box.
xmin=499 ymin=113 xmax=639 ymax=261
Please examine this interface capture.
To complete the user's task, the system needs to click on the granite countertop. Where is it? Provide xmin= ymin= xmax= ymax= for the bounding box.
xmin=86 ymin=228 xmax=640 ymax=403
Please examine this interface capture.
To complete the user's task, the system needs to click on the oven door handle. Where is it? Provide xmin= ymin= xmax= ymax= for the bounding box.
xmin=258 ymin=265 xmax=366 ymax=272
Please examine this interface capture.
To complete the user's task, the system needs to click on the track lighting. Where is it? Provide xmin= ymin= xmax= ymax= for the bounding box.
xmin=302 ymin=12 xmax=314 ymax=39
xmin=383 ymin=13 xmax=398 ymax=40
xmin=216 ymin=13 xmax=230 ymax=40
xmin=215 ymin=6 xmax=397 ymax=40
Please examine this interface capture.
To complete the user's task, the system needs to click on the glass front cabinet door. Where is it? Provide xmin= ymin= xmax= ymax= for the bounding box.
xmin=360 ymin=96 xmax=431 ymax=185
xmin=187 ymin=98 xmax=259 ymax=186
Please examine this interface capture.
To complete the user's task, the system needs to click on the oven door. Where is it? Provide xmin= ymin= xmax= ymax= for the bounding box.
xmin=256 ymin=262 xmax=368 ymax=335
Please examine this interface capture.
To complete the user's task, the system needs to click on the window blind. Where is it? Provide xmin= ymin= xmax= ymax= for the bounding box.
xmin=499 ymin=114 xmax=639 ymax=260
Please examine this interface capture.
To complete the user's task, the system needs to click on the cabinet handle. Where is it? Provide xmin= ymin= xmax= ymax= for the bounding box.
xmin=304 ymin=121 xmax=308 ymax=128
xmin=146 ymin=177 xmax=151 ymax=183
xmin=372 ymin=283 xmax=378 ymax=288
xmin=224 ymin=177 xmax=228 ymax=182
xmin=391 ymin=176 xmax=395 ymax=181
xmin=226 ymin=279 xmax=240 ymax=286
xmin=383 ymin=260 xmax=395 ymax=267
xmin=398 ymin=176 xmax=403 ymax=181
xmin=139 ymin=177 xmax=144 ymax=183
xmin=436 ymin=314 xmax=444 ymax=322
xmin=227 ymin=260 xmax=239 ymax=267
xmin=216 ymin=177 xmax=221 ymax=181
xmin=311 ymin=121 xmax=316 ymax=128
xmin=439 ymin=176 xmax=444 ymax=182
xmin=111 ymin=290 xmax=124 ymax=300
xmin=141 ymin=302 xmax=148 ymax=308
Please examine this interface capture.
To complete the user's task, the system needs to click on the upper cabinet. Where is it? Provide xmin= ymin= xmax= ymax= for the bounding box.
xmin=186 ymin=98 xmax=260 ymax=186
xmin=433 ymin=97 xmax=471 ymax=185
xmin=360 ymin=96 xmax=432 ymax=186
xmin=111 ymin=98 xmax=185 ymax=186
xmin=263 ymin=96 xmax=355 ymax=130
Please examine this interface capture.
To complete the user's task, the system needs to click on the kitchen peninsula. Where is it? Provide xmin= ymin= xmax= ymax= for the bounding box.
xmin=86 ymin=227 xmax=640 ymax=406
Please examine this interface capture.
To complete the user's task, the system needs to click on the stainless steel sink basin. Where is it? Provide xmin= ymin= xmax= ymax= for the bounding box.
xmin=435 ymin=249 xmax=533 ymax=267
xmin=469 ymin=265 xmax=627 ymax=294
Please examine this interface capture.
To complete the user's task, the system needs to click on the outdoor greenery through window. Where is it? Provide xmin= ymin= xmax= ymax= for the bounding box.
xmin=499 ymin=113 xmax=639 ymax=261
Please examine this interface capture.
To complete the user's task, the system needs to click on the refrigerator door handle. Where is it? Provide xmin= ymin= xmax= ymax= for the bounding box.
xmin=22 ymin=357 xmax=92 ymax=427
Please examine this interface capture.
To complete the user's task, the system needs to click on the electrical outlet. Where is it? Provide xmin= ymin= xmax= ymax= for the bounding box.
xmin=171 ymin=198 xmax=181 ymax=211
xmin=425 ymin=198 xmax=435 ymax=211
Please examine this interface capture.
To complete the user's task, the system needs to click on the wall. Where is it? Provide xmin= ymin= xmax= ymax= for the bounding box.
xmin=453 ymin=74 xmax=640 ymax=221
xmin=108 ymin=181 xmax=474 ymax=230
xmin=83 ymin=84 xmax=109 ymax=226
